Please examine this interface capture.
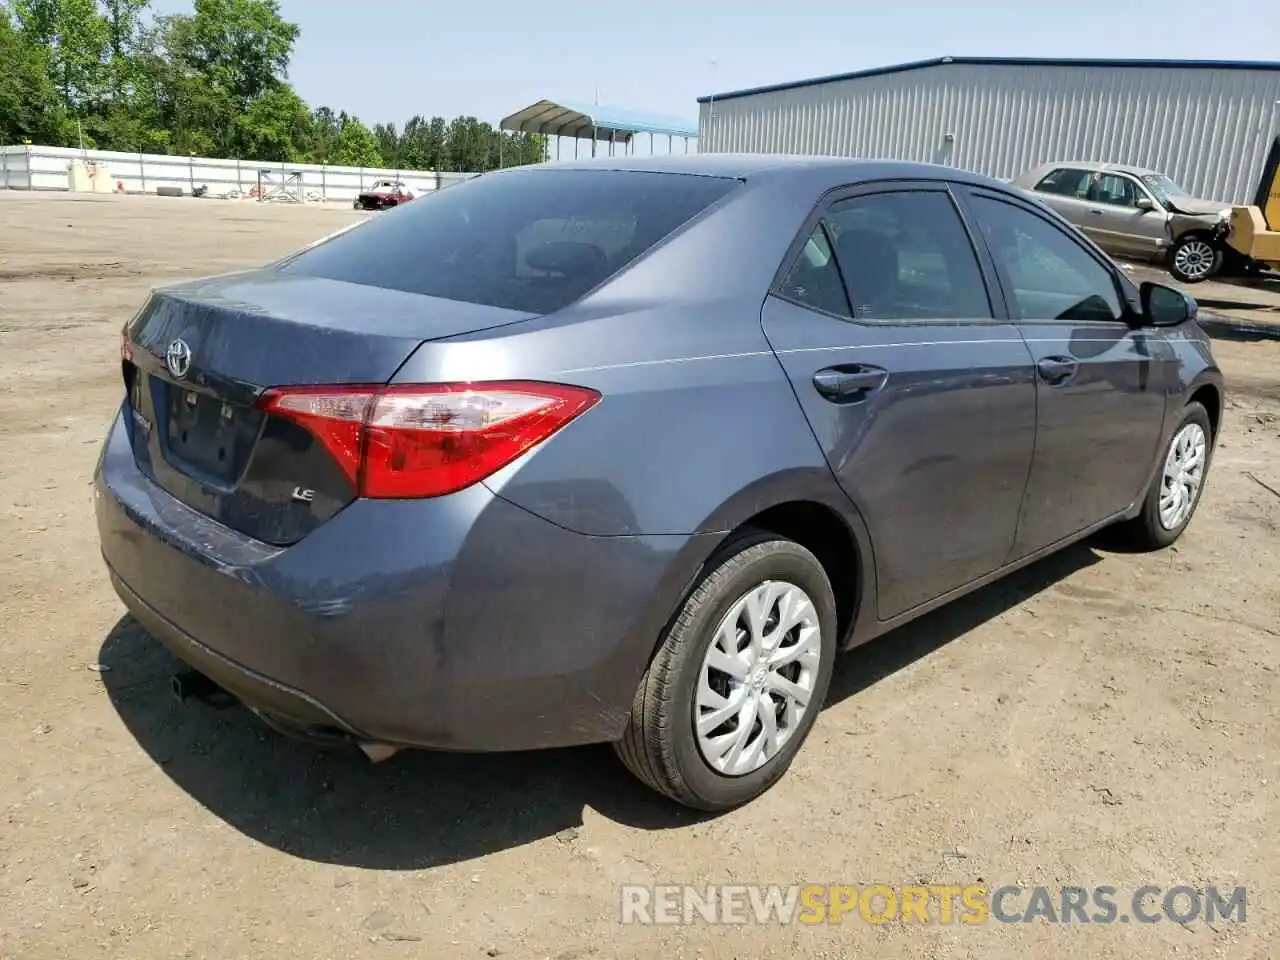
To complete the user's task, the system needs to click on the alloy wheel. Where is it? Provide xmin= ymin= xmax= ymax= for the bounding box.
xmin=694 ymin=580 xmax=822 ymax=776
xmin=1159 ymin=422 xmax=1207 ymax=530
xmin=1174 ymin=239 xmax=1216 ymax=281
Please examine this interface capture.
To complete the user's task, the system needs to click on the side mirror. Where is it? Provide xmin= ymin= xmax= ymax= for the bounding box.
xmin=1135 ymin=197 xmax=1156 ymax=212
xmin=1140 ymin=281 xmax=1196 ymax=327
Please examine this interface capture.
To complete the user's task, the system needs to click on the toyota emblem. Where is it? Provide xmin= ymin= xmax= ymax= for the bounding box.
xmin=165 ymin=338 xmax=192 ymax=379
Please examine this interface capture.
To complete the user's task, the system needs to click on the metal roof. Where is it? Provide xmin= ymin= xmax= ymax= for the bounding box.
xmin=500 ymin=99 xmax=699 ymax=141
xmin=698 ymin=55 xmax=1280 ymax=104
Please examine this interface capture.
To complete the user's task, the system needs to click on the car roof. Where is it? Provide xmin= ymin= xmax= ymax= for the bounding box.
xmin=505 ymin=152 xmax=1011 ymax=190
xmin=1020 ymin=159 xmax=1161 ymax=178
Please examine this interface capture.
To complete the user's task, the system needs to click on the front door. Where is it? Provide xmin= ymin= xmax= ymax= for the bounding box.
xmin=1088 ymin=172 xmax=1169 ymax=259
xmin=960 ymin=188 xmax=1174 ymax=557
xmin=761 ymin=183 xmax=1037 ymax=620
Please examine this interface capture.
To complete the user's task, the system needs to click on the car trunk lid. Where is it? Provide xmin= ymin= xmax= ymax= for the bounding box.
xmin=121 ymin=269 xmax=536 ymax=545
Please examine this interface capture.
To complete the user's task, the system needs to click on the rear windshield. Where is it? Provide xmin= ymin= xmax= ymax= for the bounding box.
xmin=282 ymin=169 xmax=739 ymax=314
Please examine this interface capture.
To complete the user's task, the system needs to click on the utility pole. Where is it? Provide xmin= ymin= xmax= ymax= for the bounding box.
xmin=706 ymin=60 xmax=718 ymax=152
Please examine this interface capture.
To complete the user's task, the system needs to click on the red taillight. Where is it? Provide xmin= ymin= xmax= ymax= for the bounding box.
xmin=258 ymin=387 xmax=374 ymax=489
xmin=258 ymin=381 xmax=600 ymax=499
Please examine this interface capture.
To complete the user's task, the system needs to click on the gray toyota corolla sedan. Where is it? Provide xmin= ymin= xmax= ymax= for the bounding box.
xmin=96 ymin=155 xmax=1224 ymax=810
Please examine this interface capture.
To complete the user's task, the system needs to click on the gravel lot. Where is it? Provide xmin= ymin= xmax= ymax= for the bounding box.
xmin=1 ymin=192 xmax=1277 ymax=960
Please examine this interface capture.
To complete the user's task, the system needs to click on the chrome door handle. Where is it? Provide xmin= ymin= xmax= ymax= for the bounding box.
xmin=1036 ymin=356 xmax=1078 ymax=386
xmin=813 ymin=365 xmax=888 ymax=402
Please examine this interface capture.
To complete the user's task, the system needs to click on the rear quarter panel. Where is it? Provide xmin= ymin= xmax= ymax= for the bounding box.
xmin=391 ymin=175 xmax=853 ymax=538
xmin=397 ymin=300 xmax=839 ymax=537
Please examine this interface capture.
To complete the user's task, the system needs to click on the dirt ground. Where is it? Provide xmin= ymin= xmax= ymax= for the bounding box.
xmin=1 ymin=191 xmax=1277 ymax=960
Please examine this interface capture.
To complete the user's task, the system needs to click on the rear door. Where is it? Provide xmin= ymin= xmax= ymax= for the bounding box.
xmin=1027 ymin=167 xmax=1101 ymax=241
xmin=761 ymin=181 xmax=1037 ymax=620
xmin=958 ymin=187 xmax=1174 ymax=557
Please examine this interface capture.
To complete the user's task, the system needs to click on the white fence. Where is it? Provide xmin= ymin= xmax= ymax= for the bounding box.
xmin=0 ymin=144 xmax=477 ymax=201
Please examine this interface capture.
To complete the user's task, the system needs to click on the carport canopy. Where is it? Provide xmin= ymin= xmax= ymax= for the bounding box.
xmin=500 ymin=99 xmax=698 ymax=144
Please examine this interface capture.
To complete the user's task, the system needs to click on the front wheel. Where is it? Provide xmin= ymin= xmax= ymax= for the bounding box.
xmin=1168 ymin=234 xmax=1223 ymax=283
xmin=614 ymin=532 xmax=837 ymax=810
xmin=1121 ymin=402 xmax=1213 ymax=550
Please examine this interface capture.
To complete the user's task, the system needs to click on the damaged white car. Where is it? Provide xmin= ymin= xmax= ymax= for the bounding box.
xmin=1012 ymin=161 xmax=1233 ymax=282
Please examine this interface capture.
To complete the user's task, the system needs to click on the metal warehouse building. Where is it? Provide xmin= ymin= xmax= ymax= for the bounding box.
xmin=697 ymin=56 xmax=1280 ymax=204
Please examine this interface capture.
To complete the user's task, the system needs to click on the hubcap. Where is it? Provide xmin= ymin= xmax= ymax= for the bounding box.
xmin=1159 ymin=422 xmax=1207 ymax=530
xmin=1174 ymin=240 xmax=1215 ymax=280
xmin=694 ymin=580 xmax=821 ymax=777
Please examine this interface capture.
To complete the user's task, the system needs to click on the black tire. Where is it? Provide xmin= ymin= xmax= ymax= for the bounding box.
xmin=1120 ymin=402 xmax=1213 ymax=550
xmin=1168 ymin=234 xmax=1223 ymax=284
xmin=614 ymin=531 xmax=838 ymax=810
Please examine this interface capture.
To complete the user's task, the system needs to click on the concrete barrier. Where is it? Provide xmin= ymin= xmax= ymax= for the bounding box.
xmin=0 ymin=144 xmax=477 ymax=201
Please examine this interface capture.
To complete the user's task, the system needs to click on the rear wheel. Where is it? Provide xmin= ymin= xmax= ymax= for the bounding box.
xmin=1169 ymin=234 xmax=1222 ymax=283
xmin=614 ymin=532 xmax=837 ymax=810
xmin=1121 ymin=402 xmax=1212 ymax=549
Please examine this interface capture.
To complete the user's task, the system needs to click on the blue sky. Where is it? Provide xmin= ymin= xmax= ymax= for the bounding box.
xmin=154 ymin=0 xmax=1276 ymax=129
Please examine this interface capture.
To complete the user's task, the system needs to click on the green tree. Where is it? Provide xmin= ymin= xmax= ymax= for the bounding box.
xmin=84 ymin=97 xmax=170 ymax=152
xmin=399 ymin=114 xmax=446 ymax=170
xmin=13 ymin=0 xmax=110 ymax=110
xmin=372 ymin=121 xmax=399 ymax=167
xmin=443 ymin=115 xmax=490 ymax=171
xmin=518 ymin=131 xmax=547 ymax=165
xmin=232 ymin=82 xmax=311 ymax=161
xmin=179 ymin=0 xmax=297 ymax=101
xmin=306 ymin=104 xmax=341 ymax=162
xmin=329 ymin=117 xmax=380 ymax=167
xmin=1 ymin=0 xmax=549 ymax=170
xmin=0 ymin=6 xmax=77 ymax=144
xmin=101 ymin=0 xmax=149 ymax=97
xmin=150 ymin=0 xmax=301 ymax=158
xmin=148 ymin=14 xmax=236 ymax=155
xmin=486 ymin=129 xmax=544 ymax=169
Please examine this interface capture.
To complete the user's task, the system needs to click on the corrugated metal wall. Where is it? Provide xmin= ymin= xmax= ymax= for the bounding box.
xmin=699 ymin=63 xmax=1280 ymax=204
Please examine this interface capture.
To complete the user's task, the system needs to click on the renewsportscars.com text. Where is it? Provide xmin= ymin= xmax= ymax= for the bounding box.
xmin=620 ymin=884 xmax=1246 ymax=926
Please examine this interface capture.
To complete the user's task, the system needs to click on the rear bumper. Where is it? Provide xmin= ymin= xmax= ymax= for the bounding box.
xmin=109 ymin=569 xmax=362 ymax=738
xmin=95 ymin=407 xmax=709 ymax=751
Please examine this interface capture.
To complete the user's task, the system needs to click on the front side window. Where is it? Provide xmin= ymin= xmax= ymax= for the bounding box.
xmin=822 ymin=191 xmax=993 ymax=321
xmin=282 ymin=169 xmax=739 ymax=314
xmin=1092 ymin=174 xmax=1140 ymax=208
xmin=968 ymin=195 xmax=1124 ymax=323
xmin=1035 ymin=168 xmax=1092 ymax=199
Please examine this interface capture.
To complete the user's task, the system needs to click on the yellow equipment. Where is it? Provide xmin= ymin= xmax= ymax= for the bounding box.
xmin=1226 ymin=136 xmax=1280 ymax=272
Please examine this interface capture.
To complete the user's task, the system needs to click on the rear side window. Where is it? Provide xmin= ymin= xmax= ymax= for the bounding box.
xmin=823 ymin=191 xmax=993 ymax=320
xmin=282 ymin=170 xmax=738 ymax=314
xmin=1035 ymin=168 xmax=1092 ymax=198
xmin=777 ymin=226 xmax=851 ymax=317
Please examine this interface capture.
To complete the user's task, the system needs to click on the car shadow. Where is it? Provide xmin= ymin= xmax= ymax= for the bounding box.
xmin=99 ymin=541 xmax=1102 ymax=870
xmin=826 ymin=540 xmax=1102 ymax=704
xmin=1196 ymin=314 xmax=1280 ymax=343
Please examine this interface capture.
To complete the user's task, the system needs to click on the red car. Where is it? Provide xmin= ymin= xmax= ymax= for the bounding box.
xmin=353 ymin=179 xmax=414 ymax=211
